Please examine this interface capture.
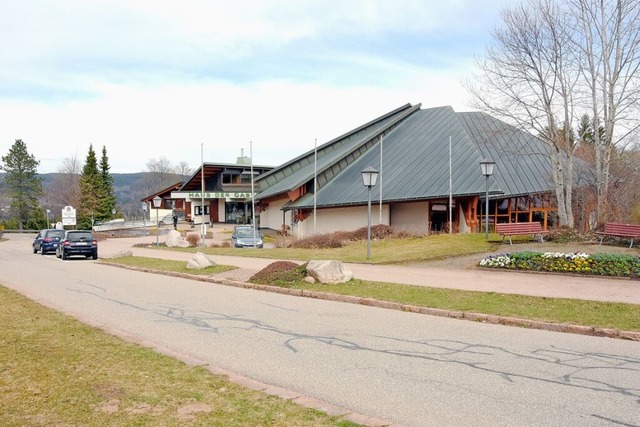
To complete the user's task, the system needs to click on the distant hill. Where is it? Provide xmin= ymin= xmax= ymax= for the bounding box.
xmin=2 ymin=172 xmax=185 ymax=218
xmin=39 ymin=172 xmax=143 ymax=190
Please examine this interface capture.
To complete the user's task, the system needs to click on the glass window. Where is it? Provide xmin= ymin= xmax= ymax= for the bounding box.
xmin=195 ymin=205 xmax=209 ymax=215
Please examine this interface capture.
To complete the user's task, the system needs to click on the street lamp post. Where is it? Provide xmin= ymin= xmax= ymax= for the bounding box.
xmin=46 ymin=209 xmax=50 ymax=228
xmin=152 ymin=196 xmax=162 ymax=246
xmin=361 ymin=166 xmax=379 ymax=260
xmin=479 ymin=159 xmax=495 ymax=240
xmin=141 ymin=202 xmax=148 ymax=234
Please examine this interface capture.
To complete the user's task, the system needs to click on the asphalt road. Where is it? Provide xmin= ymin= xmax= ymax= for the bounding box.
xmin=2 ymin=234 xmax=640 ymax=427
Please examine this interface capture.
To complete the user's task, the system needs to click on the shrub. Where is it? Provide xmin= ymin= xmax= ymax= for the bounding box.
xmin=290 ymin=225 xmax=414 ymax=249
xmin=291 ymin=233 xmax=345 ymax=249
xmin=546 ymin=227 xmax=595 ymax=244
xmin=185 ymin=234 xmax=200 ymax=247
xmin=249 ymin=261 xmax=306 ymax=287
xmin=2 ymin=218 xmax=19 ymax=230
xmin=209 ymin=240 xmax=232 ymax=248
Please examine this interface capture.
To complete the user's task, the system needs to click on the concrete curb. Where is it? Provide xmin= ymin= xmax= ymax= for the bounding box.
xmin=100 ymin=260 xmax=640 ymax=342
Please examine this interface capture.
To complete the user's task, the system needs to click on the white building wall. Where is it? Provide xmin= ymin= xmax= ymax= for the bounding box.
xmin=389 ymin=202 xmax=429 ymax=235
xmin=259 ymin=198 xmax=292 ymax=232
xmin=218 ymin=199 xmax=226 ymax=223
xmin=191 ymin=202 xmax=207 ymax=225
xmin=295 ymin=205 xmax=390 ymax=237
xmin=148 ymin=208 xmax=173 ymax=224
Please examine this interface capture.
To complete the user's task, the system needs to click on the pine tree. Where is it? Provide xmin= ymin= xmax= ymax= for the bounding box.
xmin=1 ymin=139 xmax=44 ymax=230
xmin=78 ymin=144 xmax=102 ymax=229
xmin=577 ymin=114 xmax=594 ymax=145
xmin=98 ymin=145 xmax=117 ymax=220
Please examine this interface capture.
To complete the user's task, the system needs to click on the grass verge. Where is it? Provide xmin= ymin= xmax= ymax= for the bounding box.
xmin=0 ymin=285 xmax=359 ymax=427
xmin=101 ymin=256 xmax=237 ymax=276
xmin=288 ymin=279 xmax=640 ymax=332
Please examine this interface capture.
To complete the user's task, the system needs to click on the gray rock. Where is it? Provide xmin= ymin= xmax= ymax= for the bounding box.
xmin=304 ymin=276 xmax=316 ymax=284
xmin=307 ymin=260 xmax=353 ymax=284
xmin=186 ymin=252 xmax=216 ymax=270
xmin=166 ymin=230 xmax=189 ymax=248
xmin=111 ymin=250 xmax=133 ymax=259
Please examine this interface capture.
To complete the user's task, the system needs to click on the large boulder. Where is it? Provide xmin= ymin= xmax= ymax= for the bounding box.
xmin=110 ymin=250 xmax=133 ymax=259
xmin=306 ymin=260 xmax=353 ymax=284
xmin=186 ymin=252 xmax=216 ymax=270
xmin=166 ymin=230 xmax=189 ymax=248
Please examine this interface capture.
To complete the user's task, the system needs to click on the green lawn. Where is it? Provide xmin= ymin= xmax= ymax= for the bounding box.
xmin=287 ymin=279 xmax=640 ymax=332
xmin=0 ymin=286 xmax=359 ymax=427
xmin=159 ymin=233 xmax=495 ymax=264
xmin=107 ymin=256 xmax=237 ymax=275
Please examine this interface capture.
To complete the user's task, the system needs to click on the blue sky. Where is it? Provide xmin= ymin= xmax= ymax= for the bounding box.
xmin=0 ymin=0 xmax=509 ymax=173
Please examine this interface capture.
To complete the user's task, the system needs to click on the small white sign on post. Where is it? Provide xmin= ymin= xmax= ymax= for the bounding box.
xmin=61 ymin=206 xmax=77 ymax=226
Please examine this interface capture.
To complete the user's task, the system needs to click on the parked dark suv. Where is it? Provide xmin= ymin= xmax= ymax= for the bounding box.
xmin=56 ymin=230 xmax=98 ymax=260
xmin=33 ymin=229 xmax=66 ymax=255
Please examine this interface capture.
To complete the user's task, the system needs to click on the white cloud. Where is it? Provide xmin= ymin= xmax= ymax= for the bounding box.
xmin=0 ymin=0 xmax=508 ymax=173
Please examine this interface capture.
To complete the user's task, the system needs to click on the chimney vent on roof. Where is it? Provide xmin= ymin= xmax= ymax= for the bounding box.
xmin=236 ymin=148 xmax=251 ymax=165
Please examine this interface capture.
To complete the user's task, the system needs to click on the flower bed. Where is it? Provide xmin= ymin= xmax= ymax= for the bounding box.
xmin=479 ymin=251 xmax=640 ymax=278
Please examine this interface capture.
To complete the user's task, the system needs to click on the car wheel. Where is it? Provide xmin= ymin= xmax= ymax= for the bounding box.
xmin=62 ymin=250 xmax=68 ymax=260
xmin=41 ymin=247 xmax=46 ymax=255
xmin=33 ymin=246 xmax=37 ymax=254
xmin=92 ymin=252 xmax=98 ymax=260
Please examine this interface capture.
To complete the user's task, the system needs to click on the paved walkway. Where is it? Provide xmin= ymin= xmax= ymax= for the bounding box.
xmin=98 ymin=229 xmax=640 ymax=305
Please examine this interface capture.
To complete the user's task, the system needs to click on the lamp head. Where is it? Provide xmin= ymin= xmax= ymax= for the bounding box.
xmin=361 ymin=166 xmax=379 ymax=188
xmin=479 ymin=159 xmax=495 ymax=177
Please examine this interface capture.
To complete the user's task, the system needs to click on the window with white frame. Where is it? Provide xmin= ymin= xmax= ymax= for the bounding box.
xmin=194 ymin=205 xmax=210 ymax=215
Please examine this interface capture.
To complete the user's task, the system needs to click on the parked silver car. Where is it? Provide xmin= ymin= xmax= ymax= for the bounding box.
xmin=231 ymin=226 xmax=264 ymax=248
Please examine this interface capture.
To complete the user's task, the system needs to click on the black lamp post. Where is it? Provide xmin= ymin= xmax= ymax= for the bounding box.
xmin=361 ymin=166 xmax=379 ymax=259
xmin=152 ymin=196 xmax=162 ymax=246
xmin=479 ymin=159 xmax=495 ymax=240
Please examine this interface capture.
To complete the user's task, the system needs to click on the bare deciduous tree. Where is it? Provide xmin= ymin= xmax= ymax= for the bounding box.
xmin=467 ymin=0 xmax=579 ymax=227
xmin=48 ymin=155 xmax=82 ymax=212
xmin=571 ymin=0 xmax=640 ymax=225
xmin=468 ymin=0 xmax=640 ymax=228
xmin=174 ymin=161 xmax=193 ymax=180
xmin=133 ymin=156 xmax=186 ymax=211
xmin=144 ymin=156 xmax=180 ymax=193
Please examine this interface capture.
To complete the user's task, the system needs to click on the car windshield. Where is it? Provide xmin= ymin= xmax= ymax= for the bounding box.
xmin=47 ymin=230 xmax=65 ymax=239
xmin=236 ymin=229 xmax=258 ymax=239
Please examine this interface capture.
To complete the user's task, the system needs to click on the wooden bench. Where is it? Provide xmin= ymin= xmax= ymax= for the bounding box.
xmin=595 ymin=222 xmax=640 ymax=248
xmin=495 ymin=222 xmax=549 ymax=245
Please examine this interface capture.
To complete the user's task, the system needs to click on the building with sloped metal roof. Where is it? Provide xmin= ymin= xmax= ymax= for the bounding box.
xmin=255 ymin=104 xmax=558 ymax=236
xmin=166 ymin=152 xmax=273 ymax=226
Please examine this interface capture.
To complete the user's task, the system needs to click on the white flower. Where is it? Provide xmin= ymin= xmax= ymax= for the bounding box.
xmin=542 ymin=252 xmax=589 ymax=260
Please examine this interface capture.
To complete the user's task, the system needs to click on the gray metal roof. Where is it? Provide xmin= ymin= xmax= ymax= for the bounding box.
xmin=259 ymin=105 xmax=556 ymax=210
xmin=458 ymin=111 xmax=554 ymax=198
xmin=255 ymin=103 xmax=420 ymax=200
